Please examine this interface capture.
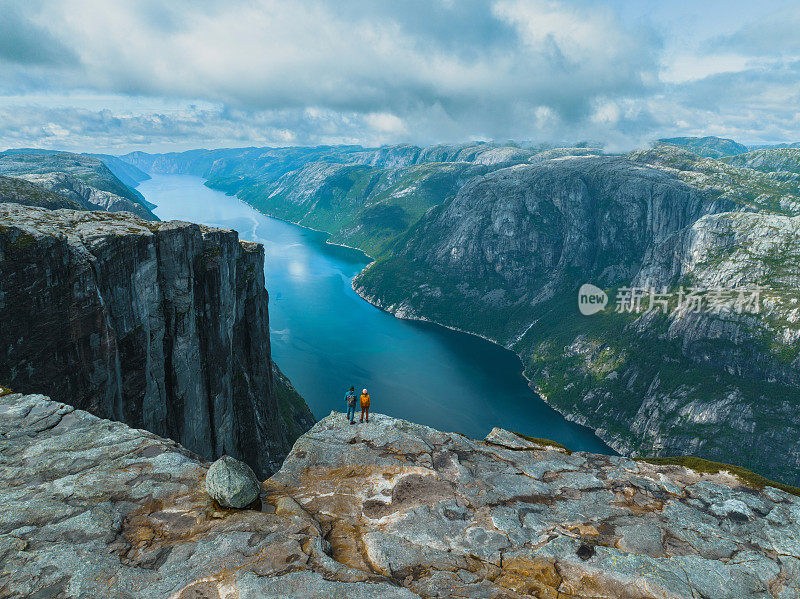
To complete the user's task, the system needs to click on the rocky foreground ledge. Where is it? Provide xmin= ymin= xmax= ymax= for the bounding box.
xmin=2 ymin=393 xmax=800 ymax=598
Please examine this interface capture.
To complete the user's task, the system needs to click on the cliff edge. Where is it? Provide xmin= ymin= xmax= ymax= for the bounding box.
xmin=2 ymin=392 xmax=798 ymax=598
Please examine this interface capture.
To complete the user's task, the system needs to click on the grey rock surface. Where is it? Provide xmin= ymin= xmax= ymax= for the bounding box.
xmin=0 ymin=175 xmax=83 ymax=210
xmin=0 ymin=203 xmax=313 ymax=477
xmin=0 ymin=393 xmax=407 ymax=598
xmin=5 ymin=393 xmax=800 ymax=598
xmin=205 ymin=455 xmax=260 ymax=508
xmin=268 ymin=411 xmax=800 ymax=598
xmin=18 ymin=171 xmax=156 ymax=220
xmin=725 ymin=147 xmax=800 ymax=174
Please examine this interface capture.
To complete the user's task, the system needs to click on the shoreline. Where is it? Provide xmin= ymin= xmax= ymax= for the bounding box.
xmin=350 ymin=278 xmax=617 ymax=454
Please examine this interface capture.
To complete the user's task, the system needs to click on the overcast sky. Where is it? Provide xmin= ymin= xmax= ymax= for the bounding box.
xmin=1 ymin=0 xmax=798 ymax=152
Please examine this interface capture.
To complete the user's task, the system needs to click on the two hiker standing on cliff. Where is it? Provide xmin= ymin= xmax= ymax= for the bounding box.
xmin=344 ymin=386 xmax=371 ymax=424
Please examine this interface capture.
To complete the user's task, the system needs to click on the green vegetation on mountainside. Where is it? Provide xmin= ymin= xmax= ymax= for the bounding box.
xmin=632 ymin=146 xmax=800 ymax=215
xmin=232 ymin=161 xmax=491 ymax=257
xmin=517 ymin=291 xmax=798 ymax=459
xmin=657 ymin=136 xmax=748 ymax=158
xmin=0 ymin=175 xmax=82 ymax=210
xmin=0 ymin=151 xmax=149 ymax=207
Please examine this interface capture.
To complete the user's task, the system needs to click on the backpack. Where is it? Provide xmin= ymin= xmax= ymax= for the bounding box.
xmin=346 ymin=392 xmax=356 ymax=407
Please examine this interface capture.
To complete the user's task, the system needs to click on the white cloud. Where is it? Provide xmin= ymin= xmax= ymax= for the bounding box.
xmin=364 ymin=112 xmax=407 ymax=135
xmin=0 ymin=0 xmax=798 ymax=150
xmin=660 ymin=54 xmax=752 ymax=84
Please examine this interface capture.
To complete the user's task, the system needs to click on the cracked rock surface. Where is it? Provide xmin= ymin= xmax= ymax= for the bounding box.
xmin=4 ymin=393 xmax=797 ymax=598
xmin=269 ymin=413 xmax=800 ymax=598
xmin=0 ymin=394 xmax=414 ymax=598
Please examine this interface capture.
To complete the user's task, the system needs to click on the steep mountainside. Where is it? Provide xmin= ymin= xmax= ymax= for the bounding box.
xmin=658 ymin=136 xmax=749 ymax=158
xmin=17 ymin=171 xmax=156 ymax=220
xmin=0 ymin=203 xmax=313 ymax=477
xmin=0 ymin=151 xmax=156 ymax=219
xmin=121 ymin=143 xmax=540 ymax=255
xmin=88 ymin=153 xmax=152 ymax=189
xmin=3 ymin=392 xmax=800 ymax=598
xmin=354 ymin=148 xmax=800 ymax=483
xmin=0 ymin=175 xmax=82 ymax=210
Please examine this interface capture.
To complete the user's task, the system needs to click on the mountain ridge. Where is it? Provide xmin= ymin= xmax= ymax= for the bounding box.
xmin=0 ymin=150 xmax=157 ymax=219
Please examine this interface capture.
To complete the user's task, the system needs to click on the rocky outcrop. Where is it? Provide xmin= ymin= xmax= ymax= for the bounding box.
xmin=0 ymin=393 xmax=412 ymax=598
xmin=0 ymin=203 xmax=313 ymax=477
xmin=17 ymin=171 xmax=156 ymax=220
xmin=0 ymin=151 xmax=157 ymax=220
xmin=3 ymin=392 xmax=800 ymax=598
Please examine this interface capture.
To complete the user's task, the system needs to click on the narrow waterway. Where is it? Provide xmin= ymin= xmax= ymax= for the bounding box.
xmin=142 ymin=174 xmax=611 ymax=453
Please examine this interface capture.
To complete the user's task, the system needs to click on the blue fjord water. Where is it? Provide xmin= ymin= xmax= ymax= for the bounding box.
xmin=142 ymin=174 xmax=611 ymax=453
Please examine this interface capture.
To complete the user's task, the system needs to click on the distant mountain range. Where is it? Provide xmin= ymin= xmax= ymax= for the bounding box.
xmin=657 ymin=135 xmax=800 ymax=157
xmin=657 ymin=136 xmax=749 ymax=158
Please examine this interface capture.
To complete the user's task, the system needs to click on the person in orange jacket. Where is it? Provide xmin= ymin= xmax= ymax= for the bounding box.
xmin=360 ymin=388 xmax=371 ymax=423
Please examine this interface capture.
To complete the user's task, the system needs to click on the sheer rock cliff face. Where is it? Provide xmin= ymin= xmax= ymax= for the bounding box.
xmin=3 ymin=393 xmax=800 ymax=598
xmin=0 ymin=203 xmax=308 ymax=477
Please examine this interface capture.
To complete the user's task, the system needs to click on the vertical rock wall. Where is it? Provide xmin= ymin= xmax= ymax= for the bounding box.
xmin=0 ymin=203 xmax=305 ymax=477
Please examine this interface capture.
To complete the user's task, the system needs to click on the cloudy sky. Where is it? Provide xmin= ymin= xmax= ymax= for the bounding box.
xmin=1 ymin=0 xmax=798 ymax=152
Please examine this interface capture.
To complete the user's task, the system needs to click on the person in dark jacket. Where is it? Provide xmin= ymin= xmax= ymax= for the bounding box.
xmin=345 ymin=386 xmax=357 ymax=424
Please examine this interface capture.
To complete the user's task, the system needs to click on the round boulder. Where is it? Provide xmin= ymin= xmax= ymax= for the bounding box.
xmin=205 ymin=456 xmax=260 ymax=508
